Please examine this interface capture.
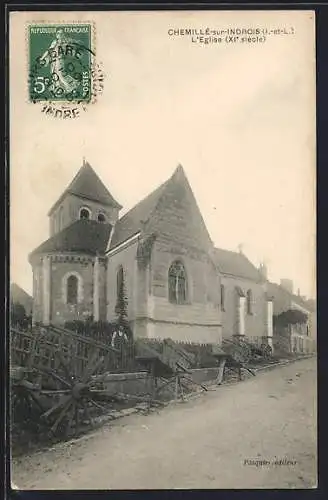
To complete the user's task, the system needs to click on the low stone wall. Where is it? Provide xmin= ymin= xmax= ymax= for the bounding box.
xmin=99 ymin=367 xmax=220 ymax=398
xmin=93 ymin=356 xmax=314 ymax=401
xmin=190 ymin=367 xmax=218 ymax=385
xmin=100 ymin=371 xmax=153 ymax=396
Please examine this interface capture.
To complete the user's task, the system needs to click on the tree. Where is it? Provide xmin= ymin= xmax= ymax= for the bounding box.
xmin=273 ymin=309 xmax=308 ymax=329
xmin=115 ymin=271 xmax=129 ymax=327
xmin=10 ymin=301 xmax=28 ymax=328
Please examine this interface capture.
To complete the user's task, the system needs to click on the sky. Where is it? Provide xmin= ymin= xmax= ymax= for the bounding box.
xmin=10 ymin=10 xmax=316 ymax=298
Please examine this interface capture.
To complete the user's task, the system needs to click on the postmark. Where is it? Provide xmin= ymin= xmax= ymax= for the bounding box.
xmin=28 ymin=23 xmax=104 ymax=109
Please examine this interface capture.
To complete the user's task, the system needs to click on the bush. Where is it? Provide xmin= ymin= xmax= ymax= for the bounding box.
xmin=273 ymin=309 xmax=308 ymax=328
xmin=10 ymin=302 xmax=32 ymax=331
xmin=64 ymin=320 xmax=133 ymax=345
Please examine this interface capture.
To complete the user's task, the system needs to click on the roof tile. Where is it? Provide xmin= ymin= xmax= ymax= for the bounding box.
xmin=48 ymin=162 xmax=122 ymax=215
xmin=110 ymin=180 xmax=168 ymax=249
xmin=213 ymin=247 xmax=263 ymax=282
xmin=29 ymin=219 xmax=112 ymax=258
xmin=110 ymin=164 xmax=212 ymax=252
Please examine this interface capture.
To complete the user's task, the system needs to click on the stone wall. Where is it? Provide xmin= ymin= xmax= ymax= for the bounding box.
xmin=190 ymin=367 xmax=219 ymax=385
xmin=105 ymin=167 xmax=223 ymax=343
xmin=50 ymin=193 xmax=119 ymax=235
xmin=106 ymin=239 xmax=139 ymax=324
xmin=32 ymin=254 xmax=108 ymax=324
xmin=146 ymin=320 xmax=221 ymax=344
xmin=100 ymin=371 xmax=152 ymax=397
xmin=32 ymin=261 xmax=43 ymax=323
xmin=143 ymin=238 xmax=222 ymax=343
xmin=99 ymin=367 xmax=220 ymax=398
xmin=291 ymin=333 xmax=316 ymax=354
xmin=151 ymin=239 xmax=219 ymax=304
xmin=51 ymin=256 xmax=94 ymax=323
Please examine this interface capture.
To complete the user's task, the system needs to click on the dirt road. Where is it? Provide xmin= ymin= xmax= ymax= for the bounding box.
xmin=11 ymin=357 xmax=317 ymax=489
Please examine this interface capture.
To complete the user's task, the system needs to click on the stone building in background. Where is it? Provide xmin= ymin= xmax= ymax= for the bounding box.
xmin=10 ymin=283 xmax=33 ymax=316
xmin=267 ymin=280 xmax=316 ymax=354
xmin=213 ymin=250 xmax=273 ymax=348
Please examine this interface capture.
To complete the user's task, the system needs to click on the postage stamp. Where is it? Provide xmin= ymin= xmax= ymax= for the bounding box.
xmin=28 ymin=24 xmax=93 ymax=103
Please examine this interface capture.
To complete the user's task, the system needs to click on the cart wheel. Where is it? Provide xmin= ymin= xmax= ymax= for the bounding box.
xmin=37 ymin=349 xmax=107 ymax=438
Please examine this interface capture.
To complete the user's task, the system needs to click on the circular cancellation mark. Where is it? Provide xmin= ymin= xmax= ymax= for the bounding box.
xmin=28 ymin=33 xmax=104 ymax=118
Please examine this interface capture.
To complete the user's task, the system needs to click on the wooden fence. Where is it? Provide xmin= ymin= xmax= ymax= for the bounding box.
xmin=12 ymin=324 xmax=296 ymax=382
xmin=10 ymin=324 xmax=140 ymax=379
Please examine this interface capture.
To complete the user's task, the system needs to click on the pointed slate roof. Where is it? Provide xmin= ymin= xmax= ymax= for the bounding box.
xmin=213 ymin=247 xmax=263 ymax=282
xmin=48 ymin=161 xmax=122 ymax=215
xmin=29 ymin=220 xmax=112 ymax=259
xmin=110 ymin=164 xmax=212 ymax=251
xmin=110 ymin=177 xmax=170 ymax=249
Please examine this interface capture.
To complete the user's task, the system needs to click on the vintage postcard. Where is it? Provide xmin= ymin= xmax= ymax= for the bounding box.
xmin=9 ymin=10 xmax=316 ymax=490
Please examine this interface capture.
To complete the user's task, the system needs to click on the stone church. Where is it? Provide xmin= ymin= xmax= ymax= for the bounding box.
xmin=29 ymin=161 xmax=273 ymax=346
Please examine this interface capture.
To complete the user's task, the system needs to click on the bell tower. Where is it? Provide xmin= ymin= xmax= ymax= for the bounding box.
xmin=29 ymin=160 xmax=121 ymax=326
xmin=48 ymin=160 xmax=122 ymax=236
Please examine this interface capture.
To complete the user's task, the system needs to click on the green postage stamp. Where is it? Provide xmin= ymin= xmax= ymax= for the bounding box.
xmin=28 ymin=24 xmax=92 ymax=103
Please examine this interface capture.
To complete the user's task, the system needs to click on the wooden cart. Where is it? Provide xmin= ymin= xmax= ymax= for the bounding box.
xmin=10 ymin=323 xmax=136 ymax=437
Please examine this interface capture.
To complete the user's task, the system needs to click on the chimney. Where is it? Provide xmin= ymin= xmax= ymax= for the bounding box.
xmin=238 ymin=243 xmax=244 ymax=254
xmin=280 ymin=278 xmax=294 ymax=295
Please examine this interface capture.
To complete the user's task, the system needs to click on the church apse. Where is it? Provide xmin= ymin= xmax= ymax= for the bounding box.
xmin=30 ymin=253 xmax=108 ymax=325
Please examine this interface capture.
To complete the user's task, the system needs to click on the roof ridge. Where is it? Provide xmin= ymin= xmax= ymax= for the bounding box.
xmin=110 ymin=164 xmax=213 ymax=251
xmin=11 ymin=282 xmax=32 ymax=297
xmin=117 ymin=177 xmax=169 ymax=225
xmin=68 ymin=163 xmax=122 ymax=208
xmin=139 ymin=174 xmax=174 ymax=225
xmin=213 ymin=246 xmax=263 ymax=282
xmin=215 ymin=246 xmax=259 ymax=265
xmin=109 ymin=177 xmax=169 ymax=249
xmin=214 ymin=246 xmax=239 ymax=255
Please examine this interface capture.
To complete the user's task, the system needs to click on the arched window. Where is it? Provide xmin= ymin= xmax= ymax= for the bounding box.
xmin=97 ymin=213 xmax=106 ymax=223
xmin=220 ymin=284 xmax=225 ymax=311
xmin=62 ymin=272 xmax=83 ymax=305
xmin=246 ymin=289 xmax=253 ymax=314
xmin=168 ymin=261 xmax=187 ymax=304
xmin=79 ymin=207 xmax=91 ymax=220
xmin=67 ymin=275 xmax=78 ymax=305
